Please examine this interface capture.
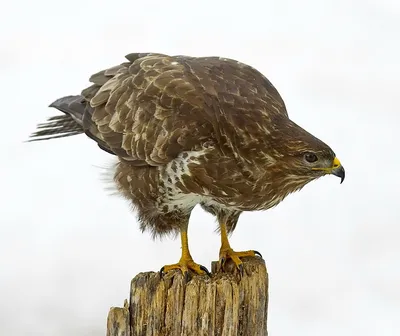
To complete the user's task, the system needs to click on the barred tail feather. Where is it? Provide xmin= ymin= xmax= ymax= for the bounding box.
xmin=28 ymin=95 xmax=87 ymax=142
xmin=28 ymin=115 xmax=84 ymax=141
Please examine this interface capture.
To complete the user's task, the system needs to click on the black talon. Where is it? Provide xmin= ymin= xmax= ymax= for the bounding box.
xmin=253 ymin=250 xmax=262 ymax=258
xmin=219 ymin=258 xmax=226 ymax=272
xmin=159 ymin=266 xmax=165 ymax=279
xmin=238 ymin=263 xmax=244 ymax=276
xmin=200 ymin=265 xmax=212 ymax=277
xmin=184 ymin=271 xmax=190 ymax=283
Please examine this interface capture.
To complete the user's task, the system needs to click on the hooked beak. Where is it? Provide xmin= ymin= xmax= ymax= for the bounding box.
xmin=312 ymin=157 xmax=345 ymax=183
xmin=331 ymin=157 xmax=345 ymax=184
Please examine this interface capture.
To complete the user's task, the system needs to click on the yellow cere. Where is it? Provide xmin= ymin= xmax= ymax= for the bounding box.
xmin=312 ymin=157 xmax=341 ymax=172
xmin=332 ymin=157 xmax=341 ymax=168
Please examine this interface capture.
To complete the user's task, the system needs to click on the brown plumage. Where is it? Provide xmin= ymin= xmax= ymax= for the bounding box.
xmin=29 ymin=52 xmax=345 ymax=276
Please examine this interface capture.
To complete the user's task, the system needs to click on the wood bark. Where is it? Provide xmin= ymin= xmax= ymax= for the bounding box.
xmin=107 ymin=257 xmax=268 ymax=336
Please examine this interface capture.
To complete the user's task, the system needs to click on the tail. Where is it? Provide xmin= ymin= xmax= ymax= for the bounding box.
xmin=28 ymin=95 xmax=87 ymax=142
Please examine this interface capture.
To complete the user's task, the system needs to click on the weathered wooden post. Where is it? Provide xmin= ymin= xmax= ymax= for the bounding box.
xmin=107 ymin=257 xmax=268 ymax=336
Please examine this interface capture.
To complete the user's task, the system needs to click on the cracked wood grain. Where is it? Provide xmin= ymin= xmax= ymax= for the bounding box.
xmin=107 ymin=257 xmax=268 ymax=336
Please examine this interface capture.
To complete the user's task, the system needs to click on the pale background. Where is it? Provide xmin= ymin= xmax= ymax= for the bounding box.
xmin=1 ymin=0 xmax=399 ymax=335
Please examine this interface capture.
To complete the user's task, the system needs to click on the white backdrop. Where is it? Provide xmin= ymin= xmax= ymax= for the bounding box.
xmin=1 ymin=0 xmax=399 ymax=335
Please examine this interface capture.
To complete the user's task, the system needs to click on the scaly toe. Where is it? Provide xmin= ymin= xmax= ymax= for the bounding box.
xmin=219 ymin=249 xmax=260 ymax=272
xmin=159 ymin=259 xmax=210 ymax=279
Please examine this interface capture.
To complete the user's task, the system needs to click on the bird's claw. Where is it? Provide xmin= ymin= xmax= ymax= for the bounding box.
xmin=218 ymin=248 xmax=261 ymax=274
xmin=159 ymin=259 xmax=211 ymax=281
xmin=200 ymin=265 xmax=212 ymax=277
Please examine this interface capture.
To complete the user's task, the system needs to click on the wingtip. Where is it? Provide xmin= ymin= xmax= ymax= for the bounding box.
xmin=48 ymin=98 xmax=60 ymax=108
xmin=48 ymin=95 xmax=82 ymax=109
xmin=48 ymin=97 xmax=64 ymax=108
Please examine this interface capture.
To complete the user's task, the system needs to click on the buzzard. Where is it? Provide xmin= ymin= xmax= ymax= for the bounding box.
xmin=29 ymin=52 xmax=345 ymax=277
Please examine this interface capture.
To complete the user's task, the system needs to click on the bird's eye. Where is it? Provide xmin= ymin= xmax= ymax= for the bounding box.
xmin=304 ymin=152 xmax=318 ymax=163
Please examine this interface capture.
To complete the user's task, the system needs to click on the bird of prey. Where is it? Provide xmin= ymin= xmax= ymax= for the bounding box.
xmin=29 ymin=52 xmax=345 ymax=277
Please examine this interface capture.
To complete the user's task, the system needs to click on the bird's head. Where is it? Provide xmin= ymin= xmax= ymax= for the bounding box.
xmin=271 ymin=120 xmax=345 ymax=185
xmin=289 ymin=149 xmax=345 ymax=184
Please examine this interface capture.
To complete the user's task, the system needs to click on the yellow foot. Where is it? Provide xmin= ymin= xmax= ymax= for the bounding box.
xmin=160 ymin=258 xmax=211 ymax=281
xmin=219 ymin=248 xmax=262 ymax=274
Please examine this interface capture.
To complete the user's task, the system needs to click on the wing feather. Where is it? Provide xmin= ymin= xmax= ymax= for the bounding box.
xmin=80 ymin=54 xmax=211 ymax=165
xmin=78 ymin=53 xmax=287 ymax=165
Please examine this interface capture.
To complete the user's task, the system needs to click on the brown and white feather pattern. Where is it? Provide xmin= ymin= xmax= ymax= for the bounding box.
xmin=29 ymin=52 xmax=335 ymax=237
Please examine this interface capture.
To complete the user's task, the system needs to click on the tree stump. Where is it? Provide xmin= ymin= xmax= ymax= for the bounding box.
xmin=106 ymin=257 xmax=268 ymax=336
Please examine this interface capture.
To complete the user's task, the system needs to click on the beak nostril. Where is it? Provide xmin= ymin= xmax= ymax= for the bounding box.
xmin=332 ymin=157 xmax=341 ymax=169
